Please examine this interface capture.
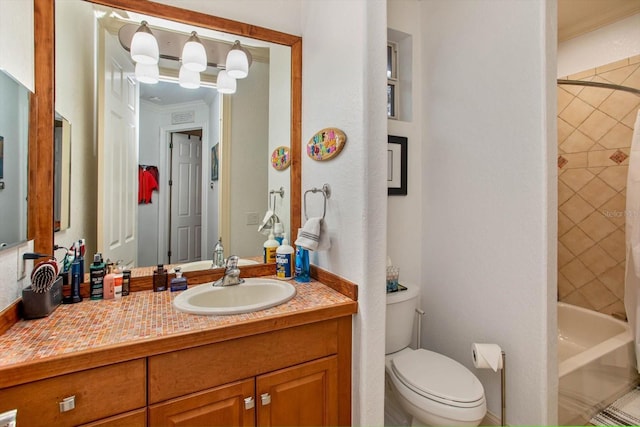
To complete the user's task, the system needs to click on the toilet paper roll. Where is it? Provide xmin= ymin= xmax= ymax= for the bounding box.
xmin=472 ymin=343 xmax=503 ymax=372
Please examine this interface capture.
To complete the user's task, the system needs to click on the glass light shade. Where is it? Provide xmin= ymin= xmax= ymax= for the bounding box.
xmin=216 ymin=70 xmax=236 ymax=94
xmin=179 ymin=65 xmax=200 ymax=89
xmin=181 ymin=32 xmax=207 ymax=72
xmin=130 ymin=22 xmax=159 ymax=65
xmin=135 ymin=63 xmax=159 ymax=84
xmin=226 ymin=41 xmax=249 ymax=79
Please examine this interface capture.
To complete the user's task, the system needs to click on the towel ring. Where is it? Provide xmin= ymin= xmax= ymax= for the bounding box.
xmin=304 ymin=184 xmax=331 ymax=220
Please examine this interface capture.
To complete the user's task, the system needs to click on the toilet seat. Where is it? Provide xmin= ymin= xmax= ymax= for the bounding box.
xmin=391 ymin=348 xmax=485 ymax=408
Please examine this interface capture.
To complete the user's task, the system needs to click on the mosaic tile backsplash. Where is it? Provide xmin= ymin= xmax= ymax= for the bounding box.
xmin=0 ymin=279 xmax=352 ymax=367
xmin=558 ymin=55 xmax=640 ymax=316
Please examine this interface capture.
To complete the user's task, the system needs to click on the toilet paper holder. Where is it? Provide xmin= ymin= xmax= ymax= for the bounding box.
xmin=472 ymin=344 xmax=506 ymax=426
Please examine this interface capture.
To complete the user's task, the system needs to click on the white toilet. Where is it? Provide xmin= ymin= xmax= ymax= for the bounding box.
xmin=385 ymin=284 xmax=486 ymax=426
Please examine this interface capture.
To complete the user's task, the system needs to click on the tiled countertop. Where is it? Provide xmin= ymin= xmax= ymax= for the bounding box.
xmin=0 ymin=278 xmax=353 ymax=368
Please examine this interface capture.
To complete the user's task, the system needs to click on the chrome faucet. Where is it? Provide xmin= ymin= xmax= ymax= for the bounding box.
xmin=213 ymin=255 xmax=245 ymax=287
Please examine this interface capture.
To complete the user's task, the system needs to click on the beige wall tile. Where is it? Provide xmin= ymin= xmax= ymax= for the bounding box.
xmin=559 ymin=97 xmax=595 ymax=128
xmin=579 ymin=245 xmax=617 ymax=276
xmin=557 ymin=87 xmax=574 ymax=113
xmin=600 ymin=193 xmax=627 ymax=227
xmin=579 ymin=279 xmax=618 ymax=310
xmin=568 ymin=69 xmax=595 ymax=80
xmin=578 ymin=211 xmax=617 ymax=242
xmin=599 ymin=123 xmax=634 ymax=150
xmin=622 ymin=109 xmax=639 ymax=128
xmin=558 ymin=241 xmax=575 ymax=268
xmin=600 ymin=65 xmax=636 ymax=85
xmin=560 ymin=194 xmax=595 ymax=224
xmin=630 ymin=55 xmax=640 ymax=65
xmin=599 ymin=262 xmax=626 ymax=299
xmin=560 ymin=129 xmax=595 ymax=153
xmin=559 ymin=168 xmax=594 ymax=192
xmin=560 ymin=153 xmax=588 ymax=169
xmin=558 ymin=118 xmax=575 ymax=144
xmin=595 ymin=58 xmax=630 ymax=74
xmin=578 ymin=177 xmax=617 ymax=208
xmin=562 ymin=290 xmax=594 ymax=310
xmin=588 ymin=149 xmax=621 ymax=168
xmin=561 ymin=258 xmax=596 ymax=288
xmin=599 ymin=166 xmax=628 ymax=191
xmin=599 ymin=229 xmax=626 ymax=263
xmin=577 ymin=76 xmax=614 ymax=108
xmin=558 ymin=180 xmax=574 ymax=205
xmin=579 ymin=110 xmax=618 ymax=141
xmin=560 ymin=226 xmax=595 ymax=257
xmin=599 ymin=90 xmax=640 ymax=121
xmin=558 ymin=211 xmax=575 ymax=237
xmin=600 ymin=300 xmax=626 ymax=319
xmin=588 ymin=167 xmax=606 ymax=175
xmin=623 ymin=65 xmax=640 ymax=89
xmin=558 ymin=272 xmax=575 ymax=298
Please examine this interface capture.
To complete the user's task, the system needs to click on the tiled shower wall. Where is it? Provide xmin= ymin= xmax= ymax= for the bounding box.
xmin=558 ymin=56 xmax=640 ymax=316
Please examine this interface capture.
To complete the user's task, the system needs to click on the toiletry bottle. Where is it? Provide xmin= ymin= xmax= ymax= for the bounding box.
xmin=263 ymin=232 xmax=279 ymax=264
xmin=103 ymin=263 xmax=115 ymax=299
xmin=273 ymin=222 xmax=284 ymax=245
xmin=294 ymin=229 xmax=310 ymax=283
xmin=76 ymin=240 xmax=85 ymax=283
xmin=122 ymin=269 xmax=131 ymax=296
xmin=213 ymin=237 xmax=224 ymax=268
xmin=113 ymin=261 xmax=123 ymax=299
xmin=276 ymin=233 xmax=294 ymax=280
xmin=170 ymin=267 xmax=188 ymax=291
xmin=70 ymin=251 xmax=83 ymax=303
xmin=153 ymin=264 xmax=168 ymax=292
xmin=89 ymin=253 xmax=106 ymax=300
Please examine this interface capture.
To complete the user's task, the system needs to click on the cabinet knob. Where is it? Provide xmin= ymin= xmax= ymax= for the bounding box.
xmin=261 ymin=393 xmax=271 ymax=406
xmin=244 ymin=396 xmax=255 ymax=410
xmin=59 ymin=395 xmax=76 ymax=412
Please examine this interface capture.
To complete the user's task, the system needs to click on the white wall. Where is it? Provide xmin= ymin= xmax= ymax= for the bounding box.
xmin=301 ymin=1 xmax=388 ymax=426
xmin=0 ymin=0 xmax=34 ymax=91
xmin=387 ymin=0 xmax=423 ymax=293
xmin=0 ymin=0 xmax=34 ymax=313
xmin=558 ymin=13 xmax=640 ymax=77
xmin=207 ymin=94 xmax=221 ymax=258
xmin=419 ymin=1 xmax=557 ymax=424
xmin=54 ymin=0 xmax=98 ymax=266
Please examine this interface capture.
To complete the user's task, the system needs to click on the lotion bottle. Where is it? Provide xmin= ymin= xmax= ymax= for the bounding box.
xmin=276 ymin=234 xmax=294 ymax=280
xmin=103 ymin=263 xmax=115 ymax=299
xmin=113 ymin=261 xmax=123 ymax=299
xmin=170 ymin=267 xmax=188 ymax=291
xmin=263 ymin=232 xmax=279 ymax=264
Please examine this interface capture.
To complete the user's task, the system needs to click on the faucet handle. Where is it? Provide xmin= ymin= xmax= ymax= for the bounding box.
xmin=225 ymin=255 xmax=239 ymax=270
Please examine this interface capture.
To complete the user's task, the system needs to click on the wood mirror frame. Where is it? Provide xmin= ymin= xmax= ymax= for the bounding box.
xmin=30 ymin=0 xmax=302 ymax=264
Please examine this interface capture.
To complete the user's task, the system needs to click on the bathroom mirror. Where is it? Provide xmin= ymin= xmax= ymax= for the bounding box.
xmin=51 ymin=0 xmax=301 ymax=270
xmin=54 ymin=112 xmax=71 ymax=233
xmin=0 ymin=68 xmax=30 ymax=250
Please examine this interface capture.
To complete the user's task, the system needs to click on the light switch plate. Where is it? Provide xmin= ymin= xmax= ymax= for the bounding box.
xmin=17 ymin=246 xmax=29 ymax=280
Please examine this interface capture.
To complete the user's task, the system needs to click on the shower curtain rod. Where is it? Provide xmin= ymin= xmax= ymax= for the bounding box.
xmin=557 ymin=79 xmax=640 ymax=96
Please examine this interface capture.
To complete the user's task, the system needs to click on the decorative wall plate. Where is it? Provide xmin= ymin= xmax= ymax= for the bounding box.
xmin=307 ymin=127 xmax=346 ymax=161
xmin=271 ymin=146 xmax=291 ymax=170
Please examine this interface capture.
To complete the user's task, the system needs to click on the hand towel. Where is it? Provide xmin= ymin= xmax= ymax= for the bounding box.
xmin=295 ymin=217 xmax=331 ymax=251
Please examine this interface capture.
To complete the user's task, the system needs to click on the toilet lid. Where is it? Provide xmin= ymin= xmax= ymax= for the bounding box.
xmin=391 ymin=349 xmax=485 ymax=407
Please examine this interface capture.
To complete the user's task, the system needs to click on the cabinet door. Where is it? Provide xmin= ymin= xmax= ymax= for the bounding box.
xmin=256 ymin=356 xmax=338 ymax=427
xmin=148 ymin=378 xmax=255 ymax=427
xmin=79 ymin=408 xmax=147 ymax=427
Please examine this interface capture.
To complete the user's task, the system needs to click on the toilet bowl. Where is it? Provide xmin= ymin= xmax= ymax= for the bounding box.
xmin=385 ymin=285 xmax=486 ymax=426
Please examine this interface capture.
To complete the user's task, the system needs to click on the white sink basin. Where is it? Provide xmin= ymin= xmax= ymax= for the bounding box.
xmin=173 ymin=278 xmax=296 ymax=315
xmin=171 ymin=258 xmax=260 ymax=273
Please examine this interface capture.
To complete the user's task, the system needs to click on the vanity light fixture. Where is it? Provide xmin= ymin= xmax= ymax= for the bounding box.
xmin=179 ymin=65 xmax=200 ymax=89
xmin=226 ymin=40 xmax=249 ymax=79
xmin=181 ymin=31 xmax=207 ymax=72
xmin=130 ymin=21 xmax=159 ymax=64
xmin=216 ymin=70 xmax=236 ymax=94
xmin=135 ymin=62 xmax=159 ymax=84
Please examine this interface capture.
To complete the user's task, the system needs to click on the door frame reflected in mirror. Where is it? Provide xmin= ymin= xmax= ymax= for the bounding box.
xmin=32 ymin=0 xmax=302 ymax=272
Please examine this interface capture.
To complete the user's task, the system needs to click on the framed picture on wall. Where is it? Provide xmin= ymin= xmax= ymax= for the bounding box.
xmin=387 ymin=135 xmax=407 ymax=196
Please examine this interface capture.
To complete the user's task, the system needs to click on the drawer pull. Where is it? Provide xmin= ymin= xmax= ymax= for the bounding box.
xmin=261 ymin=393 xmax=271 ymax=406
xmin=244 ymin=397 xmax=255 ymax=410
xmin=59 ymin=395 xmax=76 ymax=413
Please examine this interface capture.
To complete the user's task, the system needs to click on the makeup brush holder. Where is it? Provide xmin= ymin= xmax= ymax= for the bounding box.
xmin=22 ymin=276 xmax=63 ymax=319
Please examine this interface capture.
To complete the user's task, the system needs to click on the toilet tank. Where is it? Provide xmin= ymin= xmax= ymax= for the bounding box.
xmin=385 ymin=284 xmax=420 ymax=354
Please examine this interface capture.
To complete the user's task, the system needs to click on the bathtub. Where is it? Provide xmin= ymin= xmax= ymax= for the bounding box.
xmin=558 ymin=302 xmax=639 ymax=425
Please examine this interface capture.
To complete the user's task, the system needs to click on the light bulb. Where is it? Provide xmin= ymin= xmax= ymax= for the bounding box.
xmin=179 ymin=65 xmax=200 ymax=89
xmin=216 ymin=70 xmax=236 ymax=94
xmin=225 ymin=40 xmax=249 ymax=79
xmin=135 ymin=63 xmax=159 ymax=84
xmin=130 ymin=21 xmax=159 ymax=65
xmin=181 ymin=31 xmax=207 ymax=72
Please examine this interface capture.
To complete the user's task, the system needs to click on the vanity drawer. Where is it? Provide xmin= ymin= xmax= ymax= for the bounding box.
xmin=0 ymin=359 xmax=146 ymax=427
xmin=148 ymin=319 xmax=339 ymax=403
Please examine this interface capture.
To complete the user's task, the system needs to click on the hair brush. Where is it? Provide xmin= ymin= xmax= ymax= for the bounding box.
xmin=30 ymin=259 xmax=60 ymax=293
